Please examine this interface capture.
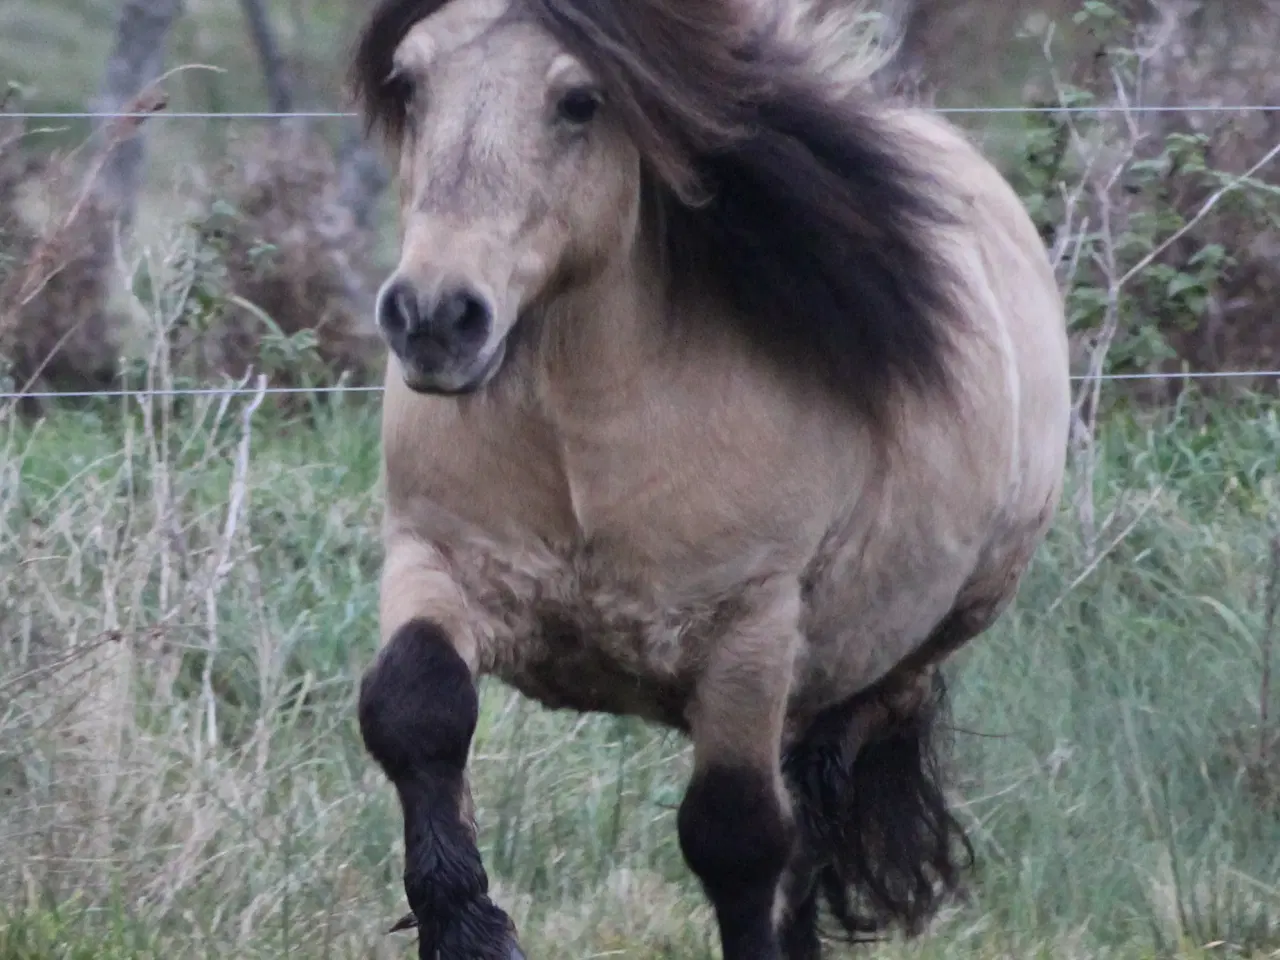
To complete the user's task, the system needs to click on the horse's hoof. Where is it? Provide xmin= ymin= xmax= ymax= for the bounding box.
xmin=508 ymin=942 xmax=527 ymax=960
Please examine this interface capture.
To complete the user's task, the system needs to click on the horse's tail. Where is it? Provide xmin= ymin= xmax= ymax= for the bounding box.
xmin=780 ymin=667 xmax=974 ymax=950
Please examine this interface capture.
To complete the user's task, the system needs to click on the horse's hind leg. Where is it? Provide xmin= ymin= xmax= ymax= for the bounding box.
xmin=677 ymin=580 xmax=804 ymax=960
xmin=357 ymin=543 xmax=522 ymax=960
xmin=778 ymin=863 xmax=822 ymax=960
xmin=777 ymin=680 xmax=911 ymax=959
xmin=781 ymin=663 xmax=973 ymax=951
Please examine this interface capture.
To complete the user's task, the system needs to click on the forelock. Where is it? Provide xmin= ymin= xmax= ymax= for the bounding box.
xmin=350 ymin=0 xmax=877 ymax=200
xmin=350 ymin=0 xmax=451 ymax=143
xmin=526 ymin=0 xmax=778 ymax=201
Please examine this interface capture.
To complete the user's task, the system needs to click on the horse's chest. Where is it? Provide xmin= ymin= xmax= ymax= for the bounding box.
xmin=457 ymin=543 xmax=732 ymax=731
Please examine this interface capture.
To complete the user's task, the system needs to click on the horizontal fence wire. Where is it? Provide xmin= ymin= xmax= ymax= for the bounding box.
xmin=2 ymin=370 xmax=1279 ymax=401
xmin=5 ymin=104 xmax=1280 ymax=121
xmin=4 ymin=98 xmax=1278 ymax=403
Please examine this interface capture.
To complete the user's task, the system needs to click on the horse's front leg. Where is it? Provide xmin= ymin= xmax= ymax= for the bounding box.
xmin=357 ymin=541 xmax=522 ymax=960
xmin=677 ymin=579 xmax=803 ymax=960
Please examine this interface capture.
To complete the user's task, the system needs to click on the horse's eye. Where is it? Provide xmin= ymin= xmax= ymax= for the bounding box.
xmin=556 ymin=87 xmax=601 ymax=125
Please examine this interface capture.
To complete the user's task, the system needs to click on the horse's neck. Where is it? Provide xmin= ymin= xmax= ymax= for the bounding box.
xmin=529 ymin=241 xmax=672 ymax=416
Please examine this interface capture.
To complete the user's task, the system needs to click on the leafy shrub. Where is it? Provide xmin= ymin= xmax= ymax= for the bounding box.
xmin=159 ymin=124 xmax=385 ymax=392
xmin=1006 ymin=0 xmax=1280 ymax=408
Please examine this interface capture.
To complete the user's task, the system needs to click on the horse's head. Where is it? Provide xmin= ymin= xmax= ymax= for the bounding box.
xmin=354 ymin=0 xmax=958 ymax=422
xmin=354 ymin=0 xmax=645 ymax=395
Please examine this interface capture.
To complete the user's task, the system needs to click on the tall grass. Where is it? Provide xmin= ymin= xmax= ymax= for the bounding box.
xmin=1 ymin=277 xmax=1279 ymax=958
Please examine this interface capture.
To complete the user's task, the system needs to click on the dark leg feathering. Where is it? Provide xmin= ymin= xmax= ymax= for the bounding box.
xmin=358 ymin=618 xmax=523 ymax=960
xmin=780 ymin=669 xmax=974 ymax=955
xmin=678 ymin=765 xmax=794 ymax=960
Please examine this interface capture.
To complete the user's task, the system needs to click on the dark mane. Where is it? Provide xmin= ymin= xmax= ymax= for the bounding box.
xmin=350 ymin=0 xmax=450 ymax=144
xmin=351 ymin=0 xmax=966 ymax=432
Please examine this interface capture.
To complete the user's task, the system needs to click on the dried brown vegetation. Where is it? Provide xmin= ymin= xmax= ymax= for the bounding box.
xmin=1128 ymin=2 xmax=1280 ymax=384
xmin=887 ymin=0 xmax=1280 ymax=402
xmin=0 ymin=100 xmax=385 ymax=412
xmin=0 ymin=101 xmax=127 ymax=410
xmin=172 ymin=124 xmax=384 ymax=389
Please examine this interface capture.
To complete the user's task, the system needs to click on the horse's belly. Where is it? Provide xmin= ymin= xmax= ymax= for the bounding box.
xmin=799 ymin=548 xmax=973 ymax=705
xmin=796 ymin=478 xmax=1060 ymax=715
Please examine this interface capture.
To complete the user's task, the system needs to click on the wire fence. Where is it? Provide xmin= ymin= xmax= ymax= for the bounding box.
xmin=5 ymin=100 xmax=1280 ymax=403
xmin=6 ymin=104 xmax=1280 ymax=121
xmin=1 ymin=368 xmax=1278 ymax=402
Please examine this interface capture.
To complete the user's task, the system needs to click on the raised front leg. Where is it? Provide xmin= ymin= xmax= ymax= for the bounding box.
xmin=677 ymin=580 xmax=803 ymax=960
xmin=358 ymin=542 xmax=522 ymax=960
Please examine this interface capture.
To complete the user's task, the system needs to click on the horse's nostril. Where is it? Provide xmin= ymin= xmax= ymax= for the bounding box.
xmin=434 ymin=289 xmax=492 ymax=342
xmin=378 ymin=280 xmax=421 ymax=337
xmin=380 ymin=281 xmax=492 ymax=346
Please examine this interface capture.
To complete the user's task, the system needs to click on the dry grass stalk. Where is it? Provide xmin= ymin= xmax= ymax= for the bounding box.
xmin=1256 ymin=535 xmax=1279 ymax=786
xmin=0 ymin=233 xmax=322 ymax=918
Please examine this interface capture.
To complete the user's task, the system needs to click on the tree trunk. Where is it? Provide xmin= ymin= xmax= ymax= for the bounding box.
xmin=91 ymin=0 xmax=185 ymax=228
xmin=238 ymin=0 xmax=294 ymax=114
xmin=236 ymin=0 xmax=388 ymax=230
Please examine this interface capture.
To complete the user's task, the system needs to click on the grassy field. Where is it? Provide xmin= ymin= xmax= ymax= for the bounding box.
xmin=1 ymin=378 xmax=1279 ymax=960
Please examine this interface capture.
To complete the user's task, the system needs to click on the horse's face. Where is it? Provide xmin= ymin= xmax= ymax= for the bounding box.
xmin=375 ymin=0 xmax=641 ymax=395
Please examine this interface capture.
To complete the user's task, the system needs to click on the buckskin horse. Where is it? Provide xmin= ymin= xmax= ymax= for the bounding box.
xmin=348 ymin=0 xmax=1071 ymax=956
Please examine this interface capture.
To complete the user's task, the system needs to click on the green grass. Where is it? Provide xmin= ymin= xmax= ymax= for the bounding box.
xmin=1 ymin=384 xmax=1279 ymax=960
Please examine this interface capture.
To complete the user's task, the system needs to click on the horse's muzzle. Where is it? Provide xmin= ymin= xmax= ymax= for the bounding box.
xmin=376 ymin=277 xmax=507 ymax=394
